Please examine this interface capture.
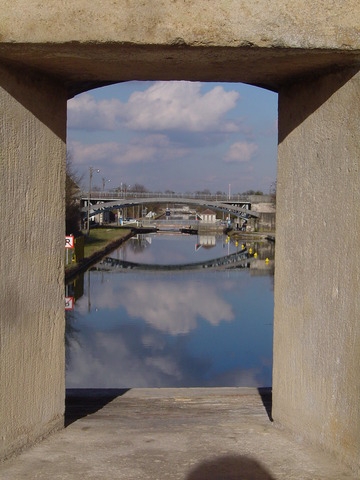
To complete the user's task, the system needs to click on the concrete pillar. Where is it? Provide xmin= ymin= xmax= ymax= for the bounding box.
xmin=273 ymin=68 xmax=360 ymax=473
xmin=0 ymin=64 xmax=67 ymax=460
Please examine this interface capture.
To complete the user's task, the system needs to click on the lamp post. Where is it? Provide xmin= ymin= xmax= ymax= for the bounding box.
xmin=124 ymin=184 xmax=131 ymax=198
xmin=102 ymin=177 xmax=110 ymax=193
xmin=123 ymin=184 xmax=130 ymax=220
xmin=86 ymin=166 xmax=100 ymax=236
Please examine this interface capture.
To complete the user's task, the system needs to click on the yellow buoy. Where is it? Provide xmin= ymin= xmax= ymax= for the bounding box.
xmin=265 ymin=258 xmax=269 ymax=263
xmin=254 ymin=252 xmax=258 ymax=258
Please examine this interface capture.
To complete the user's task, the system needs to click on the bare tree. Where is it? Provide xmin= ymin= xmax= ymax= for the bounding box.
xmin=132 ymin=183 xmax=148 ymax=193
xmin=66 ymin=152 xmax=82 ymax=236
xmin=269 ymin=181 xmax=277 ymax=206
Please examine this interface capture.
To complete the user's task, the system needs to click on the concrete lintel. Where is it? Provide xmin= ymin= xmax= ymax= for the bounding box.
xmin=1 ymin=1 xmax=360 ymax=95
xmin=0 ymin=44 xmax=360 ymax=97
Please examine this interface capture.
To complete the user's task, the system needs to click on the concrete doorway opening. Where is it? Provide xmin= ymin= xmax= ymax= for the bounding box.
xmin=65 ymin=80 xmax=277 ymax=391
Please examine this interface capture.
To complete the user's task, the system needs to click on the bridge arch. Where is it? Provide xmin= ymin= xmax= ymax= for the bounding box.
xmin=1 ymin=2 xmax=360 ymax=473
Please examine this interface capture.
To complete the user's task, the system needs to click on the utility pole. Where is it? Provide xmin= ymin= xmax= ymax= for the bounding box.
xmin=86 ymin=166 xmax=100 ymax=235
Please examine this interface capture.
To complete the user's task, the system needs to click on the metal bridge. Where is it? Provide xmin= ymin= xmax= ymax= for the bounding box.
xmin=81 ymin=197 xmax=259 ymax=221
xmin=92 ymin=249 xmax=252 ymax=272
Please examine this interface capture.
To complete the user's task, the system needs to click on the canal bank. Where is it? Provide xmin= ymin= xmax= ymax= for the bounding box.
xmin=65 ymin=227 xmax=160 ymax=283
xmin=65 ymin=227 xmax=136 ymax=283
xmin=66 ymin=228 xmax=274 ymax=282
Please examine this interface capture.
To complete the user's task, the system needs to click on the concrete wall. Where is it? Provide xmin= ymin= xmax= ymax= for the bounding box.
xmin=251 ymin=203 xmax=276 ymax=232
xmin=273 ymin=68 xmax=360 ymax=472
xmin=0 ymin=64 xmax=67 ymax=460
xmin=2 ymin=1 xmax=360 ymax=47
xmin=256 ymin=213 xmax=276 ymax=232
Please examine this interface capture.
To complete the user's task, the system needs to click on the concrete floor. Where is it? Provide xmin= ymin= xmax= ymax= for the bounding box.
xmin=0 ymin=388 xmax=357 ymax=479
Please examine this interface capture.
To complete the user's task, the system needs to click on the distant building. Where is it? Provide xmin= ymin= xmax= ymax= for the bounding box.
xmin=198 ymin=234 xmax=216 ymax=247
xmin=200 ymin=208 xmax=217 ymax=223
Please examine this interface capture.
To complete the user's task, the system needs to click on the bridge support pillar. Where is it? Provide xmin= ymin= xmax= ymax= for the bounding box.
xmin=273 ymin=68 xmax=360 ymax=473
xmin=0 ymin=65 xmax=67 ymax=459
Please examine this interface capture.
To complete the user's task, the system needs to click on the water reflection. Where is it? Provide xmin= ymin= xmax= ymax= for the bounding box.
xmin=96 ymin=248 xmax=250 ymax=271
xmin=66 ymin=234 xmax=274 ymax=389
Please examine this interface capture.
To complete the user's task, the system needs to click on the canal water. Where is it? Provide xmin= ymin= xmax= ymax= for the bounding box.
xmin=66 ymin=233 xmax=274 ymax=389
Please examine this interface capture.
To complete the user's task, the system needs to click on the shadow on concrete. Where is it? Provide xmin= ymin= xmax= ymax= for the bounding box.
xmin=258 ymin=387 xmax=273 ymax=422
xmin=186 ymin=455 xmax=275 ymax=479
xmin=278 ymin=66 xmax=360 ymax=143
xmin=65 ymin=388 xmax=129 ymax=427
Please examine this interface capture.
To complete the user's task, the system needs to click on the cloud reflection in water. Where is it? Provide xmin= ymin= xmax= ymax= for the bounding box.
xmin=67 ymin=267 xmax=273 ymax=389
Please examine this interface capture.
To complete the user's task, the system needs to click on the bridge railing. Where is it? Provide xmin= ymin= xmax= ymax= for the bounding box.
xmin=80 ymin=191 xmax=272 ymax=203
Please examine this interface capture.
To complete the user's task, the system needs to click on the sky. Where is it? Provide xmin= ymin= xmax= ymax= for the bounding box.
xmin=67 ymin=81 xmax=278 ymax=195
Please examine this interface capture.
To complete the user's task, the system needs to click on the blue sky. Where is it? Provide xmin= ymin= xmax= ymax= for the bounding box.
xmin=67 ymin=81 xmax=278 ymax=194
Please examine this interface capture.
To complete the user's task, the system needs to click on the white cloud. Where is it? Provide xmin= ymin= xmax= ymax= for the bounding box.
xmin=77 ymin=277 xmax=235 ymax=336
xmin=122 ymin=279 xmax=234 ymax=335
xmin=66 ymin=332 xmax=177 ymax=388
xmin=69 ymin=140 xmax=120 ymax=165
xmin=207 ymin=366 xmax=268 ymax=387
xmin=66 ymin=329 xmax=271 ymax=388
xmin=223 ymin=141 xmax=258 ymax=163
xmin=68 ymin=94 xmax=124 ymax=130
xmin=145 ymin=356 xmax=182 ymax=379
xmin=124 ymin=82 xmax=239 ymax=132
xmin=69 ymin=135 xmax=188 ymax=167
xmin=68 ymin=81 xmax=240 ymax=133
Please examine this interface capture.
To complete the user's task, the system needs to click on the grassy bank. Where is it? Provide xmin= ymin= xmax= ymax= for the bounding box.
xmin=65 ymin=227 xmax=132 ymax=282
xmin=83 ymin=227 xmax=132 ymax=257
